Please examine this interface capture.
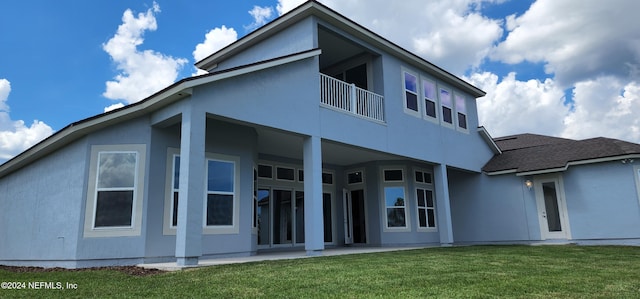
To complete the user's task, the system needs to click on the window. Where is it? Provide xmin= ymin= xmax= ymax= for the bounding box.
xmin=276 ymin=166 xmax=295 ymax=181
xmin=385 ymin=186 xmax=407 ymax=228
xmin=347 ymin=170 xmax=364 ymax=184
xmin=322 ymin=172 xmax=334 ymax=185
xmin=258 ymin=164 xmax=272 ymax=179
xmin=415 ymin=169 xmax=436 ymax=231
xmin=403 ymin=71 xmax=419 ymax=115
xmin=423 ymin=79 xmax=437 ymax=119
xmin=440 ymin=88 xmax=453 ymax=125
xmin=455 ymin=94 xmax=468 ymax=130
xmin=384 ymin=169 xmax=404 ymax=182
xmin=382 ymin=168 xmax=409 ymax=231
xmin=170 ymin=155 xmax=180 ymax=227
xmin=84 ymin=144 xmax=145 ymax=237
xmin=415 ymin=170 xmax=433 ymax=184
xmin=253 ymin=168 xmax=258 ymax=230
xmin=416 ymin=188 xmax=436 ymax=229
xmin=206 ymin=159 xmax=235 ymax=226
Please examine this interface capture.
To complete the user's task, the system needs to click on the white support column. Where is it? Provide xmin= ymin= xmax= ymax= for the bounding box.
xmin=175 ymin=107 xmax=206 ymax=266
xmin=434 ymin=164 xmax=454 ymax=245
xmin=303 ymin=135 xmax=325 ymax=255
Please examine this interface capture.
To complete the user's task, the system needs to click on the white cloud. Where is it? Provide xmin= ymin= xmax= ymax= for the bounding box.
xmin=104 ymin=103 xmax=125 ymax=113
xmin=317 ymin=0 xmax=504 ymax=75
xmin=192 ymin=25 xmax=238 ymax=76
xmin=467 ymin=72 xmax=569 ymax=138
xmin=492 ymin=0 xmax=640 ymax=87
xmin=103 ymin=2 xmax=187 ymax=104
xmin=245 ymin=6 xmax=274 ymax=31
xmin=276 ymin=0 xmax=306 ymax=16
xmin=562 ymin=77 xmax=640 ymax=142
xmin=0 ymin=79 xmax=54 ymax=162
xmin=192 ymin=26 xmax=238 ymax=62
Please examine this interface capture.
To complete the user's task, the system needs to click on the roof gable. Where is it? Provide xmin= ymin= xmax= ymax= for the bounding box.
xmin=195 ymin=0 xmax=485 ymax=98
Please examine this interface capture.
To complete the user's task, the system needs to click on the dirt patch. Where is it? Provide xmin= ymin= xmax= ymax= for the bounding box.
xmin=0 ymin=265 xmax=165 ymax=276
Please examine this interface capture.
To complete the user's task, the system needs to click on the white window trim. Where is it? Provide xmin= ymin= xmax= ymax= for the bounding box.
xmin=421 ymin=78 xmax=439 ymax=124
xmin=275 ymin=165 xmax=296 ymax=182
xmin=414 ymin=168 xmax=437 ymax=232
xmin=381 ymin=167 xmax=411 ymax=232
xmin=203 ymin=152 xmax=241 ymax=235
xmin=454 ymin=92 xmax=469 ymax=134
xmin=253 ymin=167 xmax=258 ymax=234
xmin=163 ymin=147 xmax=180 ymax=235
xmin=84 ymin=144 xmax=146 ymax=238
xmin=402 ymin=68 xmax=421 ymax=118
xmin=634 ymin=165 xmax=640 ymax=207
xmin=439 ymin=86 xmax=455 ymax=129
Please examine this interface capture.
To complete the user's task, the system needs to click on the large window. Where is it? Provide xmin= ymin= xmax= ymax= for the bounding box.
xmin=423 ymin=79 xmax=437 ymax=120
xmin=84 ymin=144 xmax=145 ymax=237
xmin=415 ymin=169 xmax=436 ymax=231
xmin=163 ymin=150 xmax=240 ymax=235
xmin=382 ymin=168 xmax=409 ymax=231
xmin=206 ymin=159 xmax=235 ymax=226
xmin=440 ymin=88 xmax=453 ymax=125
xmin=455 ymin=94 xmax=468 ymax=130
xmin=403 ymin=71 xmax=419 ymax=115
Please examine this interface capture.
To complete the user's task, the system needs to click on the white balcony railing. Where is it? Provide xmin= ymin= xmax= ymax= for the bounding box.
xmin=320 ymin=73 xmax=384 ymax=122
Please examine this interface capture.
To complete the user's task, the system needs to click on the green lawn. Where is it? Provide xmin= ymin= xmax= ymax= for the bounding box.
xmin=1 ymin=245 xmax=640 ymax=298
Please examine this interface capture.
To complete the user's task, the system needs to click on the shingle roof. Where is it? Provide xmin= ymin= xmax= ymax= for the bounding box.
xmin=482 ymin=133 xmax=640 ymax=175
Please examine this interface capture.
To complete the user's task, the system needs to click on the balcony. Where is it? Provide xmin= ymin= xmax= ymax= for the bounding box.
xmin=320 ymin=73 xmax=385 ymax=122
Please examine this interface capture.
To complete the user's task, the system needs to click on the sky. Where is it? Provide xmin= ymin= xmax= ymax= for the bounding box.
xmin=1 ymin=0 xmax=639 ymax=162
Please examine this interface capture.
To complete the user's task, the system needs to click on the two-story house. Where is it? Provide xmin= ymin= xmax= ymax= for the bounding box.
xmin=2 ymin=1 xmax=640 ymax=268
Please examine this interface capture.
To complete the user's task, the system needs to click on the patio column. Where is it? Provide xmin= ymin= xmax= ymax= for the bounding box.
xmin=303 ymin=135 xmax=325 ymax=255
xmin=175 ymin=106 xmax=206 ymax=266
xmin=434 ymin=164 xmax=454 ymax=245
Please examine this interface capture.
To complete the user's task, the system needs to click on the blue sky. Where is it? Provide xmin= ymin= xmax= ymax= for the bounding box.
xmin=1 ymin=0 xmax=639 ymax=161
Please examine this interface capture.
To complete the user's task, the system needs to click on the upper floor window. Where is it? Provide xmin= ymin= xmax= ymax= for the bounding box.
xmin=84 ymin=144 xmax=146 ymax=238
xmin=455 ymin=94 xmax=468 ymax=130
xmin=440 ymin=88 xmax=453 ymax=125
xmin=403 ymin=71 xmax=419 ymax=115
xmin=423 ymin=79 xmax=437 ymax=120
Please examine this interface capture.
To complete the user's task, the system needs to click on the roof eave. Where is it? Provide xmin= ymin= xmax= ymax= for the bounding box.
xmin=0 ymin=49 xmax=323 ymax=178
xmin=485 ymin=153 xmax=640 ymax=177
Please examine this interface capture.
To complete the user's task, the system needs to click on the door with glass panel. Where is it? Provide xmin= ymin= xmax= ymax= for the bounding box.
xmin=343 ymin=188 xmax=367 ymax=245
xmin=534 ymin=176 xmax=571 ymax=240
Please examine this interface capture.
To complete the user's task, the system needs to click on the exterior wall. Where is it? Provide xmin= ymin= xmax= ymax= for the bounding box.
xmin=214 ymin=18 xmax=316 ymax=72
xmin=0 ymin=138 xmax=88 ymax=267
xmin=143 ymin=119 xmax=259 ymax=261
xmin=449 ymin=170 xmax=539 ymax=243
xmin=75 ymin=117 xmax=152 ymax=266
xmin=375 ymin=161 xmax=442 ymax=246
xmin=563 ymin=161 xmax=640 ymax=241
xmin=193 ymin=57 xmax=321 ymax=137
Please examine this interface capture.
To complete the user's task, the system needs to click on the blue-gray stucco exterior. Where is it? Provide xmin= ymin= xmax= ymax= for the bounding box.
xmin=2 ymin=2 xmax=640 ymax=268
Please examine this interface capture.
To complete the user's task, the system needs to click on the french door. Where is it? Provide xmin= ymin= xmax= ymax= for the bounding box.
xmin=258 ymin=187 xmax=334 ymax=248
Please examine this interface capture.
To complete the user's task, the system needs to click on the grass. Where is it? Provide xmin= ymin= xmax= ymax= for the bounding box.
xmin=1 ymin=245 xmax=640 ymax=298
